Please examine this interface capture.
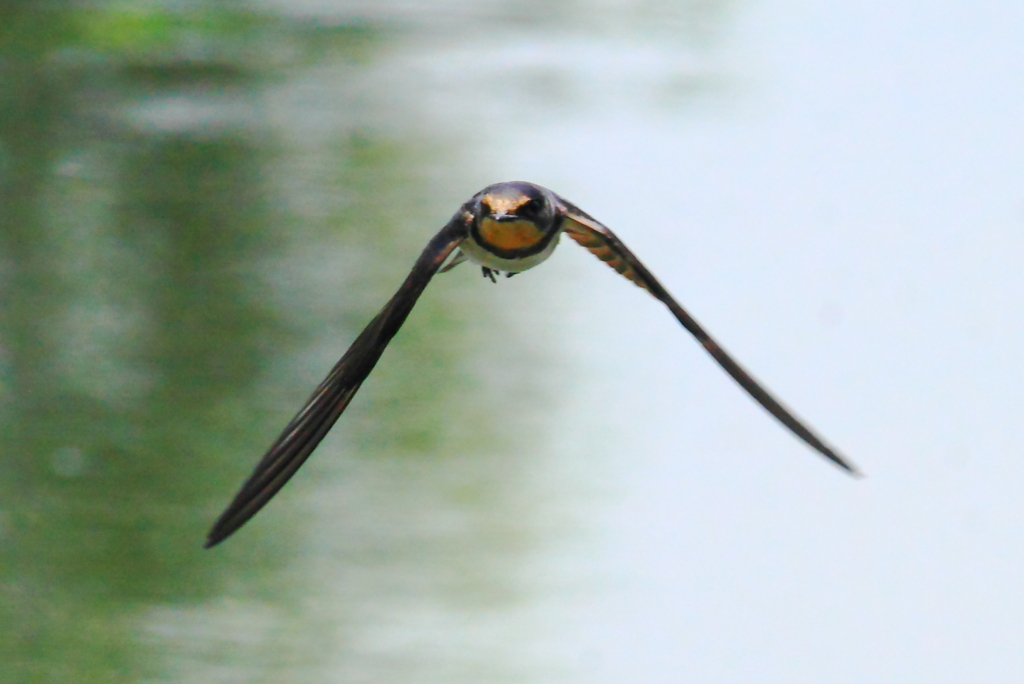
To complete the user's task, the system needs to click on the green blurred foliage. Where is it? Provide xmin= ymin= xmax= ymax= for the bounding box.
xmin=0 ymin=3 xmax=458 ymax=681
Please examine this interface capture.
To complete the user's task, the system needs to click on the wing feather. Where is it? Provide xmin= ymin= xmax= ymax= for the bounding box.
xmin=558 ymin=196 xmax=859 ymax=476
xmin=206 ymin=215 xmax=468 ymax=547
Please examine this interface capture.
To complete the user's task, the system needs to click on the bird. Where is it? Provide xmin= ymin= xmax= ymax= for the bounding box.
xmin=205 ymin=180 xmax=859 ymax=547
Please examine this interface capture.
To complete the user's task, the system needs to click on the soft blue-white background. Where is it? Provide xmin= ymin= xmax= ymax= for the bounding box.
xmin=3 ymin=1 xmax=1023 ymax=682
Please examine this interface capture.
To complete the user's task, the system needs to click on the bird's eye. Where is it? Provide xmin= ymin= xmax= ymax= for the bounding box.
xmin=520 ymin=198 xmax=543 ymax=217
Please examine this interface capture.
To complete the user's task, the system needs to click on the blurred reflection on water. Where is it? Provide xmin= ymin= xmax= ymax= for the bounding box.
xmin=0 ymin=2 xmax=722 ymax=682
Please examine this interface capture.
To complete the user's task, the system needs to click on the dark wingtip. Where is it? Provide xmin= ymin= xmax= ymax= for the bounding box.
xmin=204 ymin=507 xmax=250 ymax=548
xmin=824 ymin=450 xmax=863 ymax=478
xmin=204 ymin=517 xmax=238 ymax=548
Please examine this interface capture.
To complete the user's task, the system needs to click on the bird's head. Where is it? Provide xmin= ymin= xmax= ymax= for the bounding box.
xmin=471 ymin=181 xmax=559 ymax=257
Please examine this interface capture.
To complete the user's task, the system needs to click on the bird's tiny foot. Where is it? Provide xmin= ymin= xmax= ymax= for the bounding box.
xmin=506 ymin=271 xmax=517 ymax=278
xmin=481 ymin=267 xmax=498 ymax=283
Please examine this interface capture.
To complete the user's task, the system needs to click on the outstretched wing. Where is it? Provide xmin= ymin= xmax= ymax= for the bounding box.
xmin=206 ymin=214 xmax=469 ymax=547
xmin=557 ymin=195 xmax=859 ymax=476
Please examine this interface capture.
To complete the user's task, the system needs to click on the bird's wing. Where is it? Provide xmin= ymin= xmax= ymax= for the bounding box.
xmin=557 ymin=195 xmax=860 ymax=476
xmin=206 ymin=213 xmax=469 ymax=547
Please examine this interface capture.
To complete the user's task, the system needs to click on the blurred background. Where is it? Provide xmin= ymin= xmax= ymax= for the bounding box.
xmin=3 ymin=0 xmax=1024 ymax=682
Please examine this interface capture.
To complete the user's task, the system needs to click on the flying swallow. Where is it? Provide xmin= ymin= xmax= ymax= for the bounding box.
xmin=205 ymin=181 xmax=859 ymax=547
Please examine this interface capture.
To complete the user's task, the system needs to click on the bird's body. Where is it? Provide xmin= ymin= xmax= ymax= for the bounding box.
xmin=205 ymin=181 xmax=860 ymax=548
xmin=449 ymin=181 xmax=563 ymax=277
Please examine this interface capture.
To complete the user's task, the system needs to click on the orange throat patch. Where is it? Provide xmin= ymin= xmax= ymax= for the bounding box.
xmin=477 ymin=218 xmax=546 ymax=252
